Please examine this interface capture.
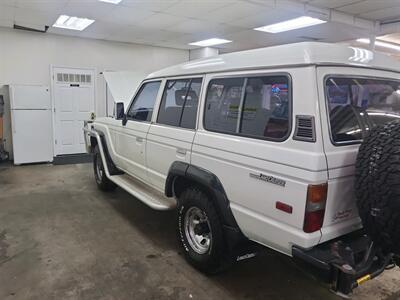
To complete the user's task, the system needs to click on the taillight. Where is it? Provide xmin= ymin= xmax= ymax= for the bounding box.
xmin=303 ymin=183 xmax=327 ymax=233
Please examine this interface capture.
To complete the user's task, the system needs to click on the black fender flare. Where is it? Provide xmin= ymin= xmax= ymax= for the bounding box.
xmin=165 ymin=161 xmax=246 ymax=247
xmin=91 ymin=129 xmax=123 ymax=176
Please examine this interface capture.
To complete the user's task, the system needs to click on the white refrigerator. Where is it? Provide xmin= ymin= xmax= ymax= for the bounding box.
xmin=10 ymin=85 xmax=53 ymax=165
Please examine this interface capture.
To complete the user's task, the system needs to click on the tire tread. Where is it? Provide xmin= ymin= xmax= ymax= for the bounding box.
xmin=355 ymin=121 xmax=400 ymax=254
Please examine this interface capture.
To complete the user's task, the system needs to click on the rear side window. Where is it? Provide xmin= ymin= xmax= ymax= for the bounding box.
xmin=204 ymin=75 xmax=290 ymax=140
xmin=127 ymin=81 xmax=161 ymax=122
xmin=157 ymin=78 xmax=202 ymax=129
xmin=326 ymin=76 xmax=400 ymax=144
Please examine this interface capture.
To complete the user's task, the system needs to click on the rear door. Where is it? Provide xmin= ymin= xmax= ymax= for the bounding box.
xmin=317 ymin=66 xmax=400 ymax=242
xmin=146 ymin=77 xmax=203 ymax=191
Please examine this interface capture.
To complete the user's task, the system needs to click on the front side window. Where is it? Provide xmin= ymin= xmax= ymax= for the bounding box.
xmin=204 ymin=75 xmax=290 ymax=140
xmin=127 ymin=81 xmax=161 ymax=122
xmin=157 ymin=78 xmax=202 ymax=129
xmin=326 ymin=77 xmax=400 ymax=144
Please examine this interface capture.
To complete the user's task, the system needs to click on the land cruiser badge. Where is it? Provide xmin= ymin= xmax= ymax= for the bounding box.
xmin=249 ymin=172 xmax=286 ymax=187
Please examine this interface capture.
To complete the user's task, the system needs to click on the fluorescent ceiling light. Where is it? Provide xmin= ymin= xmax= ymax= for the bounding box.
xmin=254 ymin=16 xmax=326 ymax=33
xmin=357 ymin=38 xmax=400 ymax=51
xmin=189 ymin=38 xmax=232 ymax=47
xmin=53 ymin=15 xmax=95 ymax=31
xmin=98 ymin=0 xmax=122 ymax=4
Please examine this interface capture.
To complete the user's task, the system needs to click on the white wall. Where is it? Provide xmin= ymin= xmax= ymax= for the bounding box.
xmin=0 ymin=27 xmax=189 ymax=117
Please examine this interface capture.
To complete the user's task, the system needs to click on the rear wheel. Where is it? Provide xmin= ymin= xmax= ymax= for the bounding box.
xmin=177 ymin=187 xmax=229 ymax=274
xmin=93 ymin=145 xmax=116 ymax=192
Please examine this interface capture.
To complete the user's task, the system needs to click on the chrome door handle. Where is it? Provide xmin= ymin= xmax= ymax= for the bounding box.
xmin=176 ymin=148 xmax=187 ymax=155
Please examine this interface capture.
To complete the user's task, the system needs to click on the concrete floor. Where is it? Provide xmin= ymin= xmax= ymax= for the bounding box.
xmin=0 ymin=163 xmax=399 ymax=300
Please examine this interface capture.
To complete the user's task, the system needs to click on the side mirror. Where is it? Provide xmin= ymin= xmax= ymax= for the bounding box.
xmin=115 ymin=102 xmax=125 ymax=120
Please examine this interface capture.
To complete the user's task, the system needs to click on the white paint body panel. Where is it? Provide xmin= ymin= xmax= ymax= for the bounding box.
xmin=115 ymin=121 xmax=150 ymax=182
xmin=147 ymin=124 xmax=195 ymax=192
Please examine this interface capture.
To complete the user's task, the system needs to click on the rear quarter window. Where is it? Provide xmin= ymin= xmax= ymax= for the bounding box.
xmin=204 ymin=75 xmax=291 ymax=141
xmin=325 ymin=76 xmax=400 ymax=144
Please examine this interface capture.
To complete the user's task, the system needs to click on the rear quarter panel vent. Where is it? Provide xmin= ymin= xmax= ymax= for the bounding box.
xmin=293 ymin=115 xmax=316 ymax=142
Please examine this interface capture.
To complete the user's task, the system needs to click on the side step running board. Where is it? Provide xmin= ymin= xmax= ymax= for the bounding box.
xmin=110 ymin=174 xmax=176 ymax=210
xmin=85 ymin=128 xmax=176 ymax=211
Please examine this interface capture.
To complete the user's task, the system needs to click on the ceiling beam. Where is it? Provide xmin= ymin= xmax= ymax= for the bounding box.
xmin=268 ymin=0 xmax=399 ymax=35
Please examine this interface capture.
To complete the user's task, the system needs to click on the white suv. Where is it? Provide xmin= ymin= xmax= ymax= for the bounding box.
xmin=84 ymin=42 xmax=400 ymax=296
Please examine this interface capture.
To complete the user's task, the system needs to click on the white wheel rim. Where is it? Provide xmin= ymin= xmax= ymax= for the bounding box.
xmin=184 ymin=207 xmax=212 ymax=255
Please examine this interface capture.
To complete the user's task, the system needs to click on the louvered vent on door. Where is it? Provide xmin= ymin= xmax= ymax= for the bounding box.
xmin=293 ymin=115 xmax=316 ymax=142
xmin=56 ymin=73 xmax=92 ymax=85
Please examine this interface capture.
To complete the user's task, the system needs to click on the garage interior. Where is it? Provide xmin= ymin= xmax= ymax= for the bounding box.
xmin=1 ymin=0 xmax=400 ymax=299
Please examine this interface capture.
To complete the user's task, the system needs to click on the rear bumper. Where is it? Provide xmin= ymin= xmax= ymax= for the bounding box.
xmin=292 ymin=230 xmax=395 ymax=296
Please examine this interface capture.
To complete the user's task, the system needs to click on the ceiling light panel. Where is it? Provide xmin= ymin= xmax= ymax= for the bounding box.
xmin=98 ymin=0 xmax=122 ymax=4
xmin=254 ymin=16 xmax=326 ymax=33
xmin=53 ymin=15 xmax=95 ymax=31
xmin=189 ymin=38 xmax=232 ymax=47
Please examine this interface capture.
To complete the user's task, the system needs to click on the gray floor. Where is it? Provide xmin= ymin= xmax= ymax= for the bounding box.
xmin=0 ymin=163 xmax=399 ymax=300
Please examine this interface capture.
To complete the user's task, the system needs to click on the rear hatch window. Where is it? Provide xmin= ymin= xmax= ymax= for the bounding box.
xmin=326 ymin=76 xmax=400 ymax=144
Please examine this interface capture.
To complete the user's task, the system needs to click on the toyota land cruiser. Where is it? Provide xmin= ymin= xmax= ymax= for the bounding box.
xmin=84 ymin=42 xmax=400 ymax=296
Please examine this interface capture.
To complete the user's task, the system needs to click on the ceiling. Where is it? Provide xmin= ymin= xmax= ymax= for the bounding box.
xmin=0 ymin=0 xmax=400 ymax=53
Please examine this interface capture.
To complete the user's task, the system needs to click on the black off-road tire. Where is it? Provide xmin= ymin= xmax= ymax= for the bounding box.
xmin=93 ymin=145 xmax=117 ymax=192
xmin=177 ymin=187 xmax=229 ymax=274
xmin=355 ymin=121 xmax=400 ymax=255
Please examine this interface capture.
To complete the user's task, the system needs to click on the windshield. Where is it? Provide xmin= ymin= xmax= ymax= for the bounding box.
xmin=326 ymin=76 xmax=400 ymax=144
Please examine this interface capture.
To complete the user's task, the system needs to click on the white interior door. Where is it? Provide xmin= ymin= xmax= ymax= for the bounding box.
xmin=53 ymin=67 xmax=95 ymax=155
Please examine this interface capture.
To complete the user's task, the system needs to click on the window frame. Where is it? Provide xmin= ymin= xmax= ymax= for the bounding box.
xmin=202 ymin=72 xmax=293 ymax=142
xmin=323 ymin=74 xmax=400 ymax=147
xmin=125 ymin=79 xmax=162 ymax=123
xmin=155 ymin=75 xmax=204 ymax=130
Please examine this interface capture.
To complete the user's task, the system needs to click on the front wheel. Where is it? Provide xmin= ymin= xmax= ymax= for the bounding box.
xmin=177 ymin=187 xmax=228 ymax=274
xmin=93 ymin=145 xmax=117 ymax=192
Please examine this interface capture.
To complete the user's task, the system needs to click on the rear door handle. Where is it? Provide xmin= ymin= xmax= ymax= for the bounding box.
xmin=176 ymin=148 xmax=187 ymax=155
xmin=136 ymin=137 xmax=143 ymax=143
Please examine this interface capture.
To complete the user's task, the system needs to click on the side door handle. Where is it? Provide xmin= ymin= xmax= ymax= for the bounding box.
xmin=176 ymin=148 xmax=187 ymax=156
xmin=136 ymin=137 xmax=144 ymax=143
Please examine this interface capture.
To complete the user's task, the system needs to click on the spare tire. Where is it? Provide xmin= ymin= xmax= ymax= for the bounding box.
xmin=355 ymin=120 xmax=400 ymax=254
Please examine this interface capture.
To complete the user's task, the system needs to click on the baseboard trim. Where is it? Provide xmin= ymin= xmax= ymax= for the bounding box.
xmin=53 ymin=153 xmax=93 ymax=165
